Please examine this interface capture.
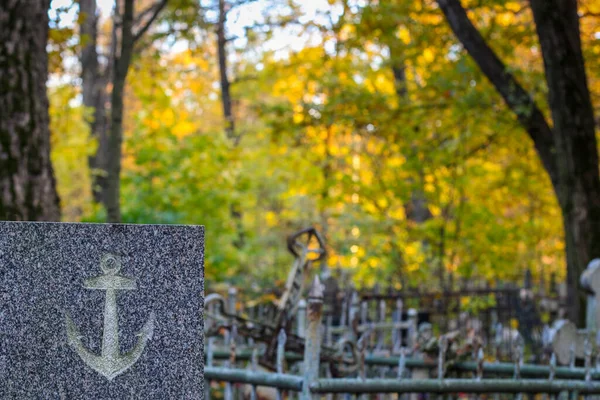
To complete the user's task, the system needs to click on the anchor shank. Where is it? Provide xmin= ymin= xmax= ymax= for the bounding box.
xmin=102 ymin=288 xmax=119 ymax=359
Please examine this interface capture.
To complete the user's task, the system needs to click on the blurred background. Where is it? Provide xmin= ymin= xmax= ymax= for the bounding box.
xmin=3 ymin=0 xmax=600 ymax=314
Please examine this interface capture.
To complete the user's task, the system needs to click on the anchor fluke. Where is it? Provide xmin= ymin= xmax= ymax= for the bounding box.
xmin=138 ymin=311 xmax=156 ymax=340
xmin=65 ymin=313 xmax=83 ymax=344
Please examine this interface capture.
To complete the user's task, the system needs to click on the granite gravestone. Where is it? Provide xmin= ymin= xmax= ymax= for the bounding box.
xmin=0 ymin=222 xmax=204 ymax=399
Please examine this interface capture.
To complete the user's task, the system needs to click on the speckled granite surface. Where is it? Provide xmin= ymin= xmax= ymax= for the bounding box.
xmin=0 ymin=222 xmax=204 ymax=399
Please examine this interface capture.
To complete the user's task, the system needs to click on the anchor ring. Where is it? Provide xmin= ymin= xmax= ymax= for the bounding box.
xmin=100 ymin=253 xmax=122 ymax=275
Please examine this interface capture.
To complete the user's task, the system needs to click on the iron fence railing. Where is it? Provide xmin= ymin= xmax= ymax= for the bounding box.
xmin=204 ymin=276 xmax=595 ymax=400
xmin=209 ymin=271 xmax=565 ymax=366
xmin=206 ymin=350 xmax=600 ymax=380
xmin=205 ymin=367 xmax=600 ymax=394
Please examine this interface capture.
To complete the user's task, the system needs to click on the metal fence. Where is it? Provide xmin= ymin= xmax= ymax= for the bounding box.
xmin=207 ymin=277 xmax=564 ymax=369
xmin=204 ymin=276 xmax=595 ymax=400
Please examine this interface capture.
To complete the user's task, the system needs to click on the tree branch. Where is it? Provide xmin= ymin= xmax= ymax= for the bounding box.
xmin=134 ymin=2 xmax=159 ymax=25
xmin=229 ymin=0 xmax=260 ymax=9
xmin=436 ymin=0 xmax=558 ymax=190
xmin=133 ymin=0 xmax=168 ymax=43
xmin=580 ymin=11 xmax=600 ymax=18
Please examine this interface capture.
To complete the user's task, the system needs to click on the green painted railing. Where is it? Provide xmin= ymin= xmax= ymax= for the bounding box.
xmin=205 ymin=276 xmax=593 ymax=400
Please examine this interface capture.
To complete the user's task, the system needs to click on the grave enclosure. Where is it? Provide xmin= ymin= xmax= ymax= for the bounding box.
xmin=0 ymin=222 xmax=205 ymax=399
xmin=204 ymin=273 xmax=600 ymax=400
xmin=203 ymin=228 xmax=600 ymax=399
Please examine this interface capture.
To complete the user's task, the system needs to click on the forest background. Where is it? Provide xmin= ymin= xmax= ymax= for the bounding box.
xmin=6 ymin=0 xmax=600 ymax=319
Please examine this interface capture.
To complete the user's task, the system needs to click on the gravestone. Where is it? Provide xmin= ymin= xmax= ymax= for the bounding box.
xmin=0 ymin=222 xmax=205 ymax=399
xmin=550 ymin=259 xmax=600 ymax=364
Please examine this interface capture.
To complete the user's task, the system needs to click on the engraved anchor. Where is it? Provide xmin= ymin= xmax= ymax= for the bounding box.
xmin=65 ymin=253 xmax=155 ymax=381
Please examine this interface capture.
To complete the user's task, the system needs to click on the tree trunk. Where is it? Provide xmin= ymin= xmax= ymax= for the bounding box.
xmin=392 ymin=65 xmax=432 ymax=225
xmin=106 ymin=0 xmax=136 ymax=223
xmin=0 ymin=0 xmax=60 ymax=221
xmin=390 ymin=59 xmax=407 ymax=99
xmin=217 ymin=0 xmax=235 ymax=141
xmin=530 ymin=0 xmax=600 ymax=324
xmin=388 ymin=44 xmax=437 ymax=284
xmin=216 ymin=0 xmax=247 ymax=248
xmin=82 ymin=0 xmax=167 ymax=222
xmin=436 ymin=0 xmax=558 ymax=187
xmin=436 ymin=0 xmax=600 ymax=324
xmin=80 ymin=0 xmax=109 ymax=205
